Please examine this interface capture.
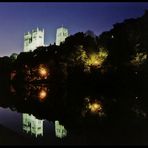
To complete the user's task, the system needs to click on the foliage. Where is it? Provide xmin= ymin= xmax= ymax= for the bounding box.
xmin=131 ymin=52 xmax=147 ymax=66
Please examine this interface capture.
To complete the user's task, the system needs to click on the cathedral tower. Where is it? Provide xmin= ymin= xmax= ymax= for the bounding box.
xmin=56 ymin=26 xmax=68 ymax=46
xmin=24 ymin=27 xmax=44 ymax=52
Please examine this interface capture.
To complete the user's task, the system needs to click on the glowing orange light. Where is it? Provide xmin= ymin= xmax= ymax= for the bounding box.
xmin=38 ymin=89 xmax=47 ymax=101
xmin=94 ymin=60 xmax=99 ymax=66
xmin=39 ymin=67 xmax=48 ymax=77
xmin=89 ymin=102 xmax=102 ymax=113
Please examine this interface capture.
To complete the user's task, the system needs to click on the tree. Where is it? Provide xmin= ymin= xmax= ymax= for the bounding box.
xmin=10 ymin=53 xmax=18 ymax=61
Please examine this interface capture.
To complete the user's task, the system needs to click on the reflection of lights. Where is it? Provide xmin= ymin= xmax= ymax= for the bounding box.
xmin=89 ymin=102 xmax=102 ymax=113
xmin=38 ymin=89 xmax=47 ymax=101
xmin=83 ymin=98 xmax=105 ymax=117
xmin=10 ymin=84 xmax=16 ymax=93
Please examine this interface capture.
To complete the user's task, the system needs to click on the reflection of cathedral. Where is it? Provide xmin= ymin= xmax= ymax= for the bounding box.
xmin=55 ymin=121 xmax=67 ymax=138
xmin=23 ymin=113 xmax=44 ymax=137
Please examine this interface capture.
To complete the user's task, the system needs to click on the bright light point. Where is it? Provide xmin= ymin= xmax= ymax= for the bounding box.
xmin=83 ymin=99 xmax=105 ymax=117
xmin=111 ymin=35 xmax=114 ymax=38
xmin=89 ymin=102 xmax=102 ymax=113
xmin=39 ymin=89 xmax=47 ymax=101
xmin=94 ymin=60 xmax=99 ymax=65
xmin=85 ymin=49 xmax=108 ymax=69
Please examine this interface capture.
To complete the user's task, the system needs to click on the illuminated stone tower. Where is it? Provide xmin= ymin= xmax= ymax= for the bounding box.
xmin=56 ymin=26 xmax=69 ymax=46
xmin=55 ymin=120 xmax=67 ymax=138
xmin=23 ymin=113 xmax=44 ymax=137
xmin=24 ymin=27 xmax=44 ymax=52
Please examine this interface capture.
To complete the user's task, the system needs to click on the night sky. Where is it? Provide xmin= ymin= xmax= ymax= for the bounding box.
xmin=0 ymin=2 xmax=148 ymax=57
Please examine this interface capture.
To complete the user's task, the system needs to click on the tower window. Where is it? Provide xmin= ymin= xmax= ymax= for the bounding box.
xmin=29 ymin=38 xmax=32 ymax=43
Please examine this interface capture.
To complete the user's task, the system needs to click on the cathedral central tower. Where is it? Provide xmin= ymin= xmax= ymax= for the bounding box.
xmin=56 ymin=26 xmax=68 ymax=46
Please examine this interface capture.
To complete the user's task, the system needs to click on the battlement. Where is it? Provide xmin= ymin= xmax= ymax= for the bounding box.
xmin=24 ymin=26 xmax=69 ymax=51
xmin=25 ymin=28 xmax=44 ymax=36
xmin=24 ymin=32 xmax=31 ymax=36
xmin=24 ymin=27 xmax=45 ymax=52
xmin=32 ymin=27 xmax=44 ymax=33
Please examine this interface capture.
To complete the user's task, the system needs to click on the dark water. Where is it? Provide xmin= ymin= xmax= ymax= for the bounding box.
xmin=0 ymin=81 xmax=148 ymax=145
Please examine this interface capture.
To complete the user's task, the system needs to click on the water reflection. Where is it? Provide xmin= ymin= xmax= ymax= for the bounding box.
xmin=10 ymin=84 xmax=16 ymax=93
xmin=10 ymin=83 xmax=49 ymax=102
xmin=38 ymin=89 xmax=47 ymax=102
xmin=23 ymin=113 xmax=44 ymax=138
xmin=55 ymin=121 xmax=67 ymax=139
xmin=0 ymin=80 xmax=148 ymax=144
xmin=25 ymin=84 xmax=49 ymax=102
xmin=22 ymin=113 xmax=68 ymax=139
xmin=82 ymin=97 xmax=105 ymax=118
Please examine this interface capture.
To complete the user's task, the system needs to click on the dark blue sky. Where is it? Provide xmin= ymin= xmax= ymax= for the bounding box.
xmin=0 ymin=2 xmax=148 ymax=57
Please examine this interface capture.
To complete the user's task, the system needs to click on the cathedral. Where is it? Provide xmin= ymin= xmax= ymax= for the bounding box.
xmin=56 ymin=26 xmax=69 ymax=46
xmin=23 ymin=26 xmax=69 ymax=52
xmin=22 ymin=113 xmax=44 ymax=137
